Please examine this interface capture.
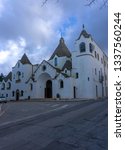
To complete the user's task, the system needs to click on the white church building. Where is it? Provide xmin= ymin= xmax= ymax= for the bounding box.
xmin=0 ymin=27 xmax=108 ymax=100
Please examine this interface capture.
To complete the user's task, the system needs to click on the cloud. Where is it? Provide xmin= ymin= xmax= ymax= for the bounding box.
xmin=0 ymin=0 xmax=108 ymax=74
xmin=0 ymin=38 xmax=26 ymax=72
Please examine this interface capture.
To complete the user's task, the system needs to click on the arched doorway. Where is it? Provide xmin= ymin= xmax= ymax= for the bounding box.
xmin=16 ymin=89 xmax=20 ymax=101
xmin=45 ymin=80 xmax=52 ymax=98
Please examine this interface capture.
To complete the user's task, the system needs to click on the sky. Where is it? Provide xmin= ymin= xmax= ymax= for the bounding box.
xmin=0 ymin=0 xmax=108 ymax=75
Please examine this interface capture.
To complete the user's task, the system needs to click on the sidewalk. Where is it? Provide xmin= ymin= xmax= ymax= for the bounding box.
xmin=8 ymin=97 xmax=105 ymax=102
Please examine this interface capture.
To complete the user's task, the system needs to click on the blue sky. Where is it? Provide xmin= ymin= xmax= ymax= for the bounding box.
xmin=0 ymin=0 xmax=108 ymax=75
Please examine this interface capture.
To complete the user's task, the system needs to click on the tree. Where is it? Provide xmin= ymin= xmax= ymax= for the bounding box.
xmin=41 ymin=0 xmax=108 ymax=8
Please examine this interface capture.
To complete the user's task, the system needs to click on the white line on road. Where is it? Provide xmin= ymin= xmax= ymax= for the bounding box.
xmin=60 ymin=104 xmax=69 ymax=108
xmin=51 ymin=104 xmax=60 ymax=107
xmin=0 ymin=104 xmax=69 ymax=127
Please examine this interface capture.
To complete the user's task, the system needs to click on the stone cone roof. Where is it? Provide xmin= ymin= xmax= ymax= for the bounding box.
xmin=20 ymin=53 xmax=32 ymax=65
xmin=4 ymin=72 xmax=12 ymax=82
xmin=49 ymin=37 xmax=71 ymax=60
xmin=76 ymin=27 xmax=91 ymax=40
xmin=62 ymin=60 xmax=72 ymax=71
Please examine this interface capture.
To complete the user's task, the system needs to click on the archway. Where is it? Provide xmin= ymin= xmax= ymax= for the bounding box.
xmin=37 ymin=73 xmax=52 ymax=98
xmin=16 ymin=89 xmax=20 ymax=101
xmin=45 ymin=80 xmax=52 ymax=98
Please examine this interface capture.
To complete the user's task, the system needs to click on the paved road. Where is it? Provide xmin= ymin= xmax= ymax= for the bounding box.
xmin=0 ymin=100 xmax=108 ymax=150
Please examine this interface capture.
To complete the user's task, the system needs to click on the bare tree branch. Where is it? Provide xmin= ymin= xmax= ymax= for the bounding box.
xmin=85 ymin=0 xmax=96 ymax=6
xmin=100 ymin=0 xmax=108 ymax=9
xmin=41 ymin=0 xmax=108 ymax=8
xmin=41 ymin=0 xmax=48 ymax=7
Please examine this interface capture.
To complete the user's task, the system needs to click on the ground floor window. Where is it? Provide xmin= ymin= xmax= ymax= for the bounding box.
xmin=60 ymin=80 xmax=64 ymax=88
xmin=21 ymin=90 xmax=24 ymax=96
xmin=76 ymin=73 xmax=79 ymax=79
xmin=12 ymin=91 xmax=15 ymax=97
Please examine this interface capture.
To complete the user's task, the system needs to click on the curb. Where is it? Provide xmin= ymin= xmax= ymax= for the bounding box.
xmin=6 ymin=98 xmax=105 ymax=103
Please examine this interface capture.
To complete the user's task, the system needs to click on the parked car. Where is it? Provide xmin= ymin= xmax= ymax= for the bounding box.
xmin=0 ymin=96 xmax=7 ymax=103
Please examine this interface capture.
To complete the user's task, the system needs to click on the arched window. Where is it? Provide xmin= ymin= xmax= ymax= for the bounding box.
xmin=95 ymin=68 xmax=97 ymax=75
xmin=22 ymin=73 xmax=24 ymax=78
xmin=1 ymin=83 xmax=5 ymax=90
xmin=76 ymin=73 xmax=79 ymax=79
xmin=16 ymin=71 xmax=21 ymax=80
xmin=54 ymin=57 xmax=58 ymax=66
xmin=95 ymin=51 xmax=96 ymax=58
xmin=12 ymin=91 xmax=15 ymax=97
xmin=30 ymin=83 xmax=33 ymax=91
xmin=79 ymin=42 xmax=86 ymax=52
xmin=42 ymin=65 xmax=46 ymax=71
xmin=7 ymin=82 xmax=11 ymax=90
xmin=89 ymin=43 xmax=94 ymax=53
xmin=60 ymin=80 xmax=64 ymax=88
xmin=21 ymin=90 xmax=24 ymax=96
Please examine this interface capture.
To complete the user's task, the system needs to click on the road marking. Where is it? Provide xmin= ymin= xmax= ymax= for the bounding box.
xmin=0 ymin=110 xmax=5 ymax=117
xmin=0 ymin=103 xmax=9 ymax=117
xmin=51 ymin=104 xmax=60 ymax=107
xmin=0 ymin=104 xmax=69 ymax=127
xmin=60 ymin=104 xmax=68 ymax=109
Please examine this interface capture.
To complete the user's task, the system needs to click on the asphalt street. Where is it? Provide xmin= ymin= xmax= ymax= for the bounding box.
xmin=0 ymin=99 xmax=108 ymax=150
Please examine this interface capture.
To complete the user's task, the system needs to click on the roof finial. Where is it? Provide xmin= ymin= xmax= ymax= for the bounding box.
xmin=59 ymin=28 xmax=63 ymax=38
xmin=83 ymin=24 xmax=84 ymax=29
xmin=61 ymin=30 xmax=63 ymax=38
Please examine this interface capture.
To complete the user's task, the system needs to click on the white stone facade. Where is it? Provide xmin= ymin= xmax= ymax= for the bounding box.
xmin=0 ymin=28 xmax=108 ymax=100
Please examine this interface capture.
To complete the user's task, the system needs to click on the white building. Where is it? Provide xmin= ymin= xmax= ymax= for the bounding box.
xmin=0 ymin=27 xmax=108 ymax=100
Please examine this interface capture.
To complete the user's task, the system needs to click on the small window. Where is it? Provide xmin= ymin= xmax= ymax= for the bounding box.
xmin=13 ymin=74 xmax=15 ymax=79
xmin=95 ymin=51 xmax=96 ymax=58
xmin=6 ymin=94 xmax=8 ymax=97
xmin=2 ymin=83 xmax=5 ymax=90
xmin=65 ymin=69 xmax=67 ymax=74
xmin=60 ymin=80 xmax=64 ymax=88
xmin=54 ymin=58 xmax=58 ymax=66
xmin=97 ymin=54 xmax=99 ymax=60
xmin=99 ymin=71 xmax=100 ymax=79
xmin=95 ymin=68 xmax=97 ymax=75
xmin=21 ymin=90 xmax=24 ymax=96
xmin=12 ymin=91 xmax=15 ymax=97
xmin=88 ymin=77 xmax=90 ymax=81
xmin=101 ymin=58 xmax=103 ymax=64
xmin=22 ymin=73 xmax=24 ymax=78
xmin=56 ymin=93 xmax=60 ymax=99
xmin=30 ymin=83 xmax=33 ymax=91
xmin=42 ymin=65 xmax=46 ymax=71
xmin=89 ymin=43 xmax=94 ymax=53
xmin=7 ymin=82 xmax=11 ymax=90
xmin=76 ymin=73 xmax=79 ymax=79
xmin=79 ymin=42 xmax=86 ymax=52
xmin=17 ymin=71 xmax=21 ymax=80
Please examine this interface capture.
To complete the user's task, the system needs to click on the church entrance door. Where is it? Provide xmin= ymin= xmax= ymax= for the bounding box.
xmin=45 ymin=80 xmax=52 ymax=98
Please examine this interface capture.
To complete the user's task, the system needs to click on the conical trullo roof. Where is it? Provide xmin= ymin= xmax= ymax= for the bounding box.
xmin=49 ymin=37 xmax=71 ymax=60
xmin=20 ymin=53 xmax=32 ymax=65
xmin=76 ymin=25 xmax=91 ymax=40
